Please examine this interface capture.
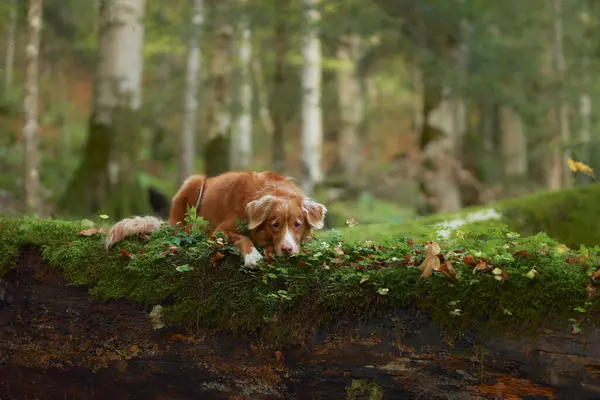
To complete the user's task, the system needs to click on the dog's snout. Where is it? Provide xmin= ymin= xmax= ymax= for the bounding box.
xmin=281 ymin=244 xmax=294 ymax=255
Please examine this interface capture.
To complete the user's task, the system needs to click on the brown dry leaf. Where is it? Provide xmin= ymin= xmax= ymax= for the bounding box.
xmin=592 ymin=269 xmax=600 ymax=280
xmin=275 ymin=350 xmax=284 ymax=362
xmin=210 ymin=252 xmax=225 ymax=265
xmin=440 ymin=261 xmax=458 ymax=280
xmin=419 ymin=251 xmax=441 ymax=279
xmin=462 ymin=254 xmax=477 ymax=266
xmin=474 ymin=261 xmax=487 ymax=272
xmin=77 ymin=227 xmax=104 ymax=236
xmin=424 ymin=241 xmax=441 ymax=257
xmin=418 ymin=241 xmax=444 ymax=279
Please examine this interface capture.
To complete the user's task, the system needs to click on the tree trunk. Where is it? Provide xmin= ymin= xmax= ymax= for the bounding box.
xmin=23 ymin=0 xmax=42 ymax=215
xmin=60 ymin=0 xmax=147 ymax=219
xmin=546 ymin=0 xmax=571 ymax=190
xmin=5 ymin=247 xmax=600 ymax=399
xmin=179 ymin=0 xmax=204 ymax=185
xmin=300 ymin=0 xmax=323 ymax=197
xmin=4 ymin=0 xmax=17 ymax=99
xmin=252 ymin=57 xmax=274 ymax=139
xmin=204 ymin=0 xmax=233 ymax=178
xmin=500 ymin=106 xmax=528 ymax=179
xmin=269 ymin=2 xmax=290 ymax=175
xmin=336 ymin=36 xmax=363 ymax=188
xmin=578 ymin=0 xmax=592 ymax=185
xmin=230 ymin=0 xmax=252 ymax=170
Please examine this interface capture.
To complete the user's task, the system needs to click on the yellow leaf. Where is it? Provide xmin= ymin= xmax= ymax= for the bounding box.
xmin=567 ymin=159 xmax=595 ymax=179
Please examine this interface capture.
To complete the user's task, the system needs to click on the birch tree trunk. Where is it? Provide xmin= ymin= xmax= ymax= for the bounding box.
xmin=204 ymin=0 xmax=233 ymax=177
xmin=179 ymin=0 xmax=204 ymax=185
xmin=546 ymin=0 xmax=571 ymax=190
xmin=60 ymin=0 xmax=147 ymax=218
xmin=500 ymin=106 xmax=528 ymax=179
xmin=578 ymin=0 xmax=592 ymax=185
xmin=230 ymin=0 xmax=252 ymax=170
xmin=336 ymin=36 xmax=363 ymax=188
xmin=300 ymin=0 xmax=323 ymax=197
xmin=4 ymin=0 xmax=17 ymax=99
xmin=23 ymin=0 xmax=42 ymax=215
xmin=269 ymin=0 xmax=290 ymax=174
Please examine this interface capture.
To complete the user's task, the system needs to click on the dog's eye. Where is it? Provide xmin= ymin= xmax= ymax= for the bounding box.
xmin=294 ymin=221 xmax=301 ymax=228
xmin=272 ymin=222 xmax=279 ymax=229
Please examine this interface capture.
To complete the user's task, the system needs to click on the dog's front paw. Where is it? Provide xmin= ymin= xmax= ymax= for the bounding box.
xmin=243 ymin=247 xmax=263 ymax=269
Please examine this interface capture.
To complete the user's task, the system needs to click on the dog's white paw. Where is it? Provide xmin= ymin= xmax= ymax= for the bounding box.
xmin=243 ymin=247 xmax=263 ymax=269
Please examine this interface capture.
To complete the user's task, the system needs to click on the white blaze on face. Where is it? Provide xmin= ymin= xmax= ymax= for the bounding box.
xmin=277 ymin=199 xmax=299 ymax=255
xmin=280 ymin=226 xmax=299 ymax=254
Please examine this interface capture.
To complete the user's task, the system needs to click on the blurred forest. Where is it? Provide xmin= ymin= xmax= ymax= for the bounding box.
xmin=0 ymin=0 xmax=598 ymax=229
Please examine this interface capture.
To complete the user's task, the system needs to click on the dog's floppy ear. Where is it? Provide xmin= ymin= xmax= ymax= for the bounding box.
xmin=246 ymin=195 xmax=279 ymax=230
xmin=303 ymin=198 xmax=327 ymax=230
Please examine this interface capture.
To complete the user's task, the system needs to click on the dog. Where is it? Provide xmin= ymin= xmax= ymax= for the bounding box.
xmin=104 ymin=171 xmax=327 ymax=268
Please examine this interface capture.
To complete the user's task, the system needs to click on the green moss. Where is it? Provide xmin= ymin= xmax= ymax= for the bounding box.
xmin=332 ymin=184 xmax=600 ymax=248
xmin=1 ymin=211 xmax=599 ymax=347
xmin=346 ymin=379 xmax=384 ymax=400
xmin=497 ymin=185 xmax=600 ymax=248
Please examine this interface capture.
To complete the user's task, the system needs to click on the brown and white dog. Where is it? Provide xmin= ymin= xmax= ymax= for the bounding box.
xmin=104 ymin=171 xmax=327 ymax=268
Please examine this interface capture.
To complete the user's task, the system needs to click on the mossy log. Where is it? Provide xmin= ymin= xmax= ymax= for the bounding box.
xmin=0 ymin=247 xmax=598 ymax=399
xmin=2 ymin=216 xmax=600 ymax=399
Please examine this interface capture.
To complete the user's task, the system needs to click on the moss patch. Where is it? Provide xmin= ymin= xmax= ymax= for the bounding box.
xmin=1 ymin=211 xmax=600 ymax=347
xmin=331 ymin=184 xmax=600 ymax=248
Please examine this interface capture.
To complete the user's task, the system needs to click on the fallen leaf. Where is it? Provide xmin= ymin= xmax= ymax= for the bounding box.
xmin=462 ymin=254 xmax=477 ymax=266
xmin=474 ymin=261 xmax=488 ymax=272
xmin=119 ymin=249 xmax=134 ymax=259
xmin=346 ymin=218 xmax=359 ymax=228
xmin=586 ymin=284 xmax=598 ymax=298
xmin=440 ymin=261 xmax=458 ymax=280
xmin=592 ymin=269 xmax=600 ymax=280
xmin=424 ymin=241 xmax=441 ymax=256
xmin=77 ymin=227 xmax=105 ymax=236
xmin=525 ymin=269 xmax=537 ymax=279
xmin=275 ymin=351 xmax=284 ymax=362
xmin=176 ymin=264 xmax=193 ymax=272
xmin=210 ymin=252 xmax=225 ymax=265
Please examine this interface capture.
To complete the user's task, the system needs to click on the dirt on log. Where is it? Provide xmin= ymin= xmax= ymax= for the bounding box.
xmin=0 ymin=247 xmax=599 ymax=399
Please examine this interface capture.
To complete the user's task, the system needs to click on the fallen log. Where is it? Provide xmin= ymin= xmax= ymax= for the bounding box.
xmin=1 ymin=216 xmax=600 ymax=399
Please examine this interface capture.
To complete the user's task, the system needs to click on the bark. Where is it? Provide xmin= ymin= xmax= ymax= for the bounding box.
xmin=60 ymin=0 xmax=147 ymax=219
xmin=230 ymin=0 xmax=253 ymax=170
xmin=546 ymin=0 xmax=571 ymax=190
xmin=300 ymin=0 xmax=323 ymax=197
xmin=204 ymin=0 xmax=233 ymax=178
xmin=500 ymin=106 xmax=528 ymax=179
xmin=420 ymin=88 xmax=469 ymax=214
xmin=2 ymin=247 xmax=600 ymax=399
xmin=269 ymin=2 xmax=290 ymax=174
xmin=23 ymin=0 xmax=42 ymax=215
xmin=578 ymin=1 xmax=592 ymax=185
xmin=336 ymin=36 xmax=363 ymax=188
xmin=179 ymin=0 xmax=204 ymax=185
xmin=3 ymin=0 xmax=17 ymax=98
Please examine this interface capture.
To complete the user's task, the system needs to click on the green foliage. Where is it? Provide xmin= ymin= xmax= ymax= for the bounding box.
xmin=1 ymin=213 xmax=599 ymax=347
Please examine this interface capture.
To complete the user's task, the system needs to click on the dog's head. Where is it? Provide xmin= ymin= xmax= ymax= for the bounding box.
xmin=246 ymin=195 xmax=327 ymax=256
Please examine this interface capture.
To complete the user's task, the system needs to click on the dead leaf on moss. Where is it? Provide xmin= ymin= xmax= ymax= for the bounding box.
xmin=76 ymin=227 xmax=105 ymax=236
xmin=210 ymin=252 xmax=225 ymax=265
xmin=440 ymin=261 xmax=457 ymax=280
xmin=473 ymin=261 xmax=488 ymax=273
xmin=462 ymin=254 xmax=477 ymax=266
xmin=419 ymin=241 xmax=442 ymax=279
xmin=592 ymin=269 xmax=600 ymax=280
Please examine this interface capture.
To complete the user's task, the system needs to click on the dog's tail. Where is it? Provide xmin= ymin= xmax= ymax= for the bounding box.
xmin=104 ymin=216 xmax=164 ymax=250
